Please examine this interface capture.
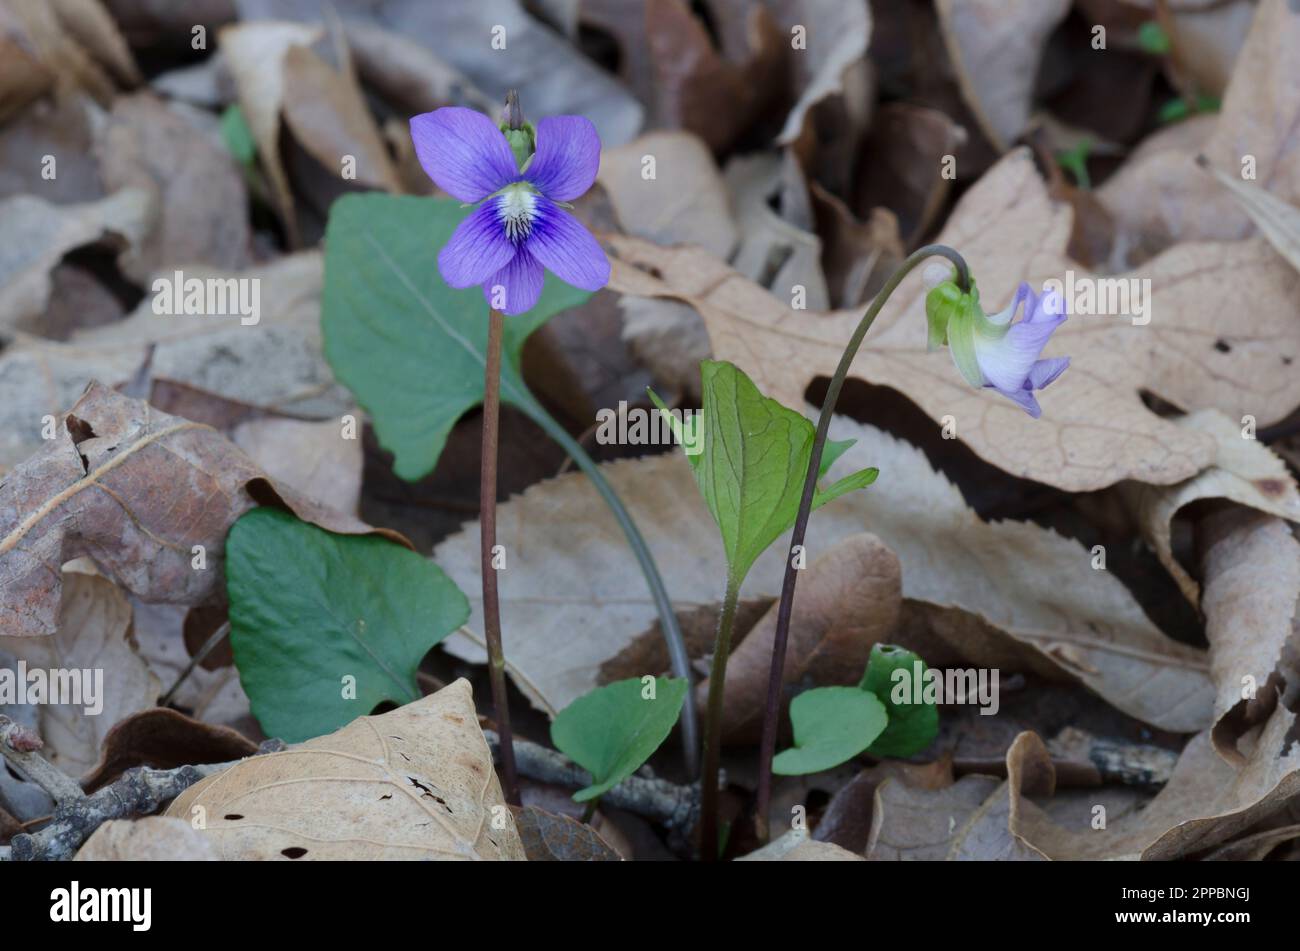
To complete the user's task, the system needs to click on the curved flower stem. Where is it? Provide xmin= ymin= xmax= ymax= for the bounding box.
xmin=516 ymin=395 xmax=700 ymax=776
xmin=699 ymin=573 xmax=740 ymax=861
xmin=752 ymin=245 xmax=970 ymax=842
xmin=482 ymin=307 xmax=520 ymax=806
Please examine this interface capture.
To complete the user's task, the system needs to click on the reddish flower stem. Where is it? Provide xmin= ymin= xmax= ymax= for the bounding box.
xmin=481 ymin=306 xmax=519 ymax=805
xmin=751 ymin=245 xmax=970 ymax=843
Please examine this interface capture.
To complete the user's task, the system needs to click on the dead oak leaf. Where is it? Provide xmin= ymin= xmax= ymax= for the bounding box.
xmin=0 ymin=381 xmax=402 ymax=637
xmin=606 ymin=147 xmax=1300 ymax=492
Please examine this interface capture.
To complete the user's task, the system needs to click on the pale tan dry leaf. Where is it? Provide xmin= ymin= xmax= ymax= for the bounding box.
xmin=0 ymin=91 xmax=102 ymax=204
xmin=606 ymin=147 xmax=1300 ymax=492
xmin=737 ymin=829 xmax=864 ymax=861
xmin=49 ymin=0 xmax=141 ymax=88
xmin=1199 ymin=155 xmax=1300 ymax=275
xmin=866 ymin=773 xmax=1002 ymax=860
xmin=0 ymin=568 xmax=159 ymax=778
xmin=280 ymin=43 xmax=401 ymax=193
xmin=1162 ymin=0 xmax=1254 ymax=98
xmin=763 ymin=0 xmax=871 ymax=149
xmin=75 ymin=816 xmax=219 ymax=861
xmin=0 ymin=189 xmax=152 ymax=331
xmin=96 ymin=92 xmax=251 ymax=282
xmin=0 ymin=253 xmax=352 ymax=471
xmin=438 ymin=416 xmax=1214 ymax=732
xmin=232 ymin=417 xmax=363 ymax=517
xmin=165 ymin=679 xmax=526 ymax=861
xmin=218 ymin=21 xmax=322 ymax=246
xmin=598 ymin=130 xmax=737 ymax=260
xmin=1012 ymin=718 xmax=1300 ymax=860
xmin=0 ymin=382 xmax=397 ymax=637
xmin=725 ymin=150 xmax=828 ymax=309
xmin=1127 ymin=410 xmax=1300 ymax=603
xmin=1198 ymin=509 xmax=1300 ymax=761
xmin=946 ymin=732 xmax=1051 ymax=861
xmin=697 ymin=533 xmax=902 ymax=743
xmin=1097 ymin=0 xmax=1300 ymax=257
xmin=0 ymin=0 xmax=117 ymax=108
xmin=935 ymin=0 xmax=1070 ymax=150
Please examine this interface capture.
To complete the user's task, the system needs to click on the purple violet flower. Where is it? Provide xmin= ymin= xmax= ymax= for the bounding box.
xmin=409 ymin=105 xmax=610 ymax=315
xmin=925 ymin=274 xmax=1070 ymax=418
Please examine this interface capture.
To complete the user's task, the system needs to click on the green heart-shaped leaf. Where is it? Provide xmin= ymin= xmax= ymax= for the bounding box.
xmin=321 ymin=193 xmax=590 ymax=480
xmin=226 ymin=507 xmax=469 ymax=742
xmin=772 ymin=686 xmax=887 ymax=776
xmin=651 ymin=360 xmax=877 ymax=585
xmin=550 ymin=676 xmax=688 ymax=802
xmin=860 ymin=643 xmax=940 ymax=758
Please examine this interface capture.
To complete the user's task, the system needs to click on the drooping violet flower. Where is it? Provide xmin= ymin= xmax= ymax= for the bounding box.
xmin=409 ymin=102 xmax=609 ymax=315
xmin=924 ymin=268 xmax=1070 ymax=418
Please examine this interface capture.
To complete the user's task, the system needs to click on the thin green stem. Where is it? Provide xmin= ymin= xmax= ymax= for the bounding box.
xmin=699 ymin=572 xmax=740 ymax=861
xmin=516 ymin=396 xmax=700 ymax=776
xmin=752 ymin=245 xmax=970 ymax=842
xmin=482 ymin=307 xmax=519 ymax=806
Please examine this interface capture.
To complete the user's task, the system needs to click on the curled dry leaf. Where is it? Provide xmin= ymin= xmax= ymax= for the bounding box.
xmin=606 ymin=148 xmax=1300 ymax=492
xmin=0 ymin=252 xmax=351 ymax=471
xmin=1126 ymin=410 xmax=1300 ymax=603
xmin=280 ymin=43 xmax=400 ymax=193
xmin=438 ymin=416 xmax=1213 ymax=733
xmin=866 ymin=773 xmax=1001 ymax=860
xmin=697 ymin=533 xmax=902 ymax=744
xmin=1198 ymin=509 xmax=1300 ymax=762
xmin=96 ymin=91 xmax=251 ymax=282
xmin=165 ymin=679 xmax=527 ymax=861
xmin=0 ymin=567 xmax=159 ymax=779
xmin=81 ymin=707 xmax=258 ymax=792
xmin=1097 ymin=0 xmax=1300 ymax=257
xmin=935 ymin=0 xmax=1070 ymax=150
xmin=0 ymin=188 xmax=152 ymax=331
xmin=1198 ymin=155 xmax=1300 ymax=275
xmin=74 ymin=816 xmax=219 ymax=861
xmin=0 ymin=381 xmax=400 ymax=637
xmin=218 ymin=20 xmax=322 ymax=245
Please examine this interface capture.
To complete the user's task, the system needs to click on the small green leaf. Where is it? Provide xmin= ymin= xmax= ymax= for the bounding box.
xmin=322 ymin=194 xmax=590 ymax=481
xmin=772 ymin=686 xmax=887 ymax=775
xmin=550 ymin=676 xmax=687 ymax=802
xmin=1137 ymin=21 xmax=1170 ymax=55
xmin=682 ymin=360 xmax=877 ymax=584
xmin=220 ymin=104 xmax=257 ymax=167
xmin=859 ymin=644 xmax=940 ymax=758
xmin=225 ymin=507 xmax=469 ymax=742
xmin=1055 ymin=137 xmax=1093 ymax=190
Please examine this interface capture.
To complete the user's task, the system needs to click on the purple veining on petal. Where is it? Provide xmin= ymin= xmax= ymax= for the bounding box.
xmin=437 ymin=200 xmax=518 ymax=288
xmin=525 ymin=196 xmax=610 ymax=291
xmin=483 ymin=248 xmax=545 ymax=315
xmin=410 ymin=107 xmax=518 ymax=203
xmin=525 ymin=115 xmax=602 ymax=202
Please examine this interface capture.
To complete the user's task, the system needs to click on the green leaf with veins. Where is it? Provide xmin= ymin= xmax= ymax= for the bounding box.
xmin=650 ymin=360 xmax=877 ymax=584
xmin=321 ymin=193 xmax=590 ymax=481
xmin=550 ymin=677 xmax=688 ymax=802
xmin=226 ymin=507 xmax=469 ymax=742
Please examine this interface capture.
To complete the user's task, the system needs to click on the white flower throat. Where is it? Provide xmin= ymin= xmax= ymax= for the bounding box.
xmin=496 ymin=184 xmax=538 ymax=242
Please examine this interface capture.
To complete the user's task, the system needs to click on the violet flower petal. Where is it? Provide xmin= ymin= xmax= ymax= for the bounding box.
xmin=437 ymin=201 xmax=518 ymax=288
xmin=410 ymin=107 xmax=518 ymax=203
xmin=524 ymin=115 xmax=602 ymax=202
xmin=483 ymin=248 xmax=545 ymax=315
xmin=525 ymin=197 xmax=610 ymax=291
